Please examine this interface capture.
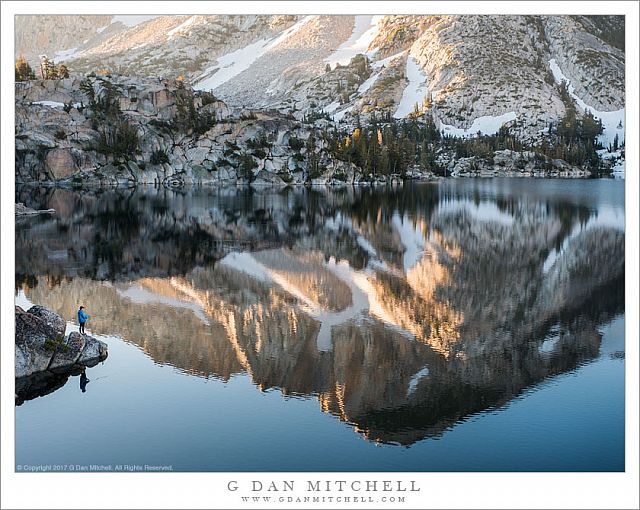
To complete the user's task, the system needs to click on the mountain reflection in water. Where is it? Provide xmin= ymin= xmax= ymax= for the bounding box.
xmin=16 ymin=180 xmax=624 ymax=445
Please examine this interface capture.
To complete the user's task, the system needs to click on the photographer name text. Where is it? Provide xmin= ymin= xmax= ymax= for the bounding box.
xmin=227 ymin=480 xmax=420 ymax=492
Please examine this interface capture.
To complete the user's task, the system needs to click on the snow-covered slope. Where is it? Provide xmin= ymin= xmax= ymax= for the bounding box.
xmin=15 ymin=15 xmax=625 ymax=143
xmin=393 ymin=57 xmax=429 ymax=118
xmin=194 ymin=16 xmax=316 ymax=91
xmin=549 ymin=58 xmax=624 ymax=147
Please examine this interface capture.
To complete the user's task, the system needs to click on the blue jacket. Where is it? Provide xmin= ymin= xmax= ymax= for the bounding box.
xmin=78 ymin=309 xmax=88 ymax=324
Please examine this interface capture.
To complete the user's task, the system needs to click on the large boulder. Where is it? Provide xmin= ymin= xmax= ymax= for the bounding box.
xmin=250 ymin=170 xmax=287 ymax=187
xmin=45 ymin=148 xmax=76 ymax=179
xmin=15 ymin=305 xmax=108 ymax=378
xmin=27 ymin=305 xmax=66 ymax=338
xmin=48 ymin=332 xmax=86 ymax=372
xmin=15 ymin=306 xmax=64 ymax=377
xmin=78 ymin=334 xmax=109 ymax=367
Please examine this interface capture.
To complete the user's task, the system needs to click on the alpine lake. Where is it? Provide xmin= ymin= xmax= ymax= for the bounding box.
xmin=15 ymin=178 xmax=625 ymax=471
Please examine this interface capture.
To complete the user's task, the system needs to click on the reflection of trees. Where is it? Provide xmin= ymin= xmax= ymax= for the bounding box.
xmin=17 ymin=183 xmax=624 ymax=445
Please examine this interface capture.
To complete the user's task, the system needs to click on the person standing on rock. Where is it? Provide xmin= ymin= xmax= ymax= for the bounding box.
xmin=78 ymin=306 xmax=89 ymax=335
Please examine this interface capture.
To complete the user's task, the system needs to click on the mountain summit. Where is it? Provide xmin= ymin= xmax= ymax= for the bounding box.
xmin=15 ymin=15 xmax=624 ymax=142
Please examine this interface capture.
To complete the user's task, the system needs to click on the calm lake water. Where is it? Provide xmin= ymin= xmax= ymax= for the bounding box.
xmin=15 ymin=178 xmax=625 ymax=471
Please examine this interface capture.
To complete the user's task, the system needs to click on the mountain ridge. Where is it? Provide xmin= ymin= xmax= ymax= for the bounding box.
xmin=15 ymin=15 xmax=624 ymax=143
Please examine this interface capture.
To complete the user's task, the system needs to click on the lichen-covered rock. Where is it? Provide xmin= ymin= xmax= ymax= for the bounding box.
xmin=48 ymin=331 xmax=86 ymax=372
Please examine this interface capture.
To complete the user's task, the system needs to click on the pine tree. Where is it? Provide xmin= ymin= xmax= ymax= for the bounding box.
xmin=40 ymin=57 xmax=57 ymax=79
xmin=15 ymin=55 xmax=36 ymax=81
xmin=57 ymin=63 xmax=70 ymax=79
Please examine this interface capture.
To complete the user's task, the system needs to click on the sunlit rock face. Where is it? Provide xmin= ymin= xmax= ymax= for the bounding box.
xmin=17 ymin=15 xmax=623 ymax=141
xmin=17 ymin=183 xmax=624 ymax=444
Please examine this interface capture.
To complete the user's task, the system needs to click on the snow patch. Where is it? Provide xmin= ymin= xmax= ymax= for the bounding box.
xmin=549 ymin=59 xmax=625 ymax=147
xmin=167 ymin=16 xmax=197 ymax=39
xmin=96 ymin=25 xmax=108 ymax=34
xmin=195 ymin=16 xmax=315 ymax=91
xmin=439 ymin=111 xmax=517 ymax=138
xmin=598 ymin=148 xmax=625 ymax=178
xmin=393 ymin=57 xmax=428 ymax=119
xmin=372 ymin=50 xmax=407 ymax=69
xmin=323 ymin=101 xmax=342 ymax=114
xmin=195 ymin=38 xmax=272 ymax=91
xmin=611 ymin=159 xmax=625 ymax=178
xmin=31 ymin=100 xmax=82 ymax=109
xmin=112 ymin=15 xmax=160 ymax=27
xmin=358 ymin=71 xmax=381 ymax=94
xmin=333 ymin=106 xmax=354 ymax=122
xmin=53 ymin=47 xmax=80 ymax=61
xmin=325 ymin=15 xmax=383 ymax=67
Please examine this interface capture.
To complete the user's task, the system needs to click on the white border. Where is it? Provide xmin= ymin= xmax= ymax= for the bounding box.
xmin=2 ymin=2 xmax=638 ymax=509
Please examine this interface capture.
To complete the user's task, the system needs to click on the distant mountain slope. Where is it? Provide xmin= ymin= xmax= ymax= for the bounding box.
xmin=15 ymin=14 xmax=624 ymax=143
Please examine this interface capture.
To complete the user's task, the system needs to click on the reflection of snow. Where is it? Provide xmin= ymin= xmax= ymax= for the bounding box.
xmin=407 ymin=366 xmax=430 ymax=395
xmin=220 ymin=251 xmax=371 ymax=352
xmin=439 ymin=112 xmax=517 ymax=138
xmin=117 ymin=284 xmax=210 ymax=325
xmin=437 ymin=199 xmax=516 ymax=226
xmin=392 ymin=213 xmax=425 ymax=272
xmin=219 ymin=252 xmax=271 ymax=282
xmin=316 ymin=259 xmax=371 ymax=351
xmin=195 ymin=16 xmax=314 ymax=90
xmin=394 ymin=57 xmax=428 ymax=119
xmin=549 ymin=59 xmax=625 ymax=147
xmin=539 ymin=335 xmax=560 ymax=354
xmin=542 ymin=204 xmax=624 ymax=274
xmin=325 ymin=15 xmax=383 ymax=67
xmin=357 ymin=236 xmax=377 ymax=257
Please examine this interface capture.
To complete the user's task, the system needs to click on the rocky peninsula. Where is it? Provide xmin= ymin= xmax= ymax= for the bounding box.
xmin=15 ymin=304 xmax=108 ymax=404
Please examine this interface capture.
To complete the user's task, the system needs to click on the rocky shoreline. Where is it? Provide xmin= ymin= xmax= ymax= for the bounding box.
xmin=15 ymin=202 xmax=55 ymax=215
xmin=15 ymin=304 xmax=108 ymax=404
xmin=15 ymin=76 xmax=600 ymax=188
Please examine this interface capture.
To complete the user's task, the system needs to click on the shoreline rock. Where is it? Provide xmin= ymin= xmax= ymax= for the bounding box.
xmin=15 ymin=305 xmax=108 ymax=379
xmin=15 ymin=76 xmax=606 ymax=188
xmin=15 ymin=203 xmax=55 ymax=216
